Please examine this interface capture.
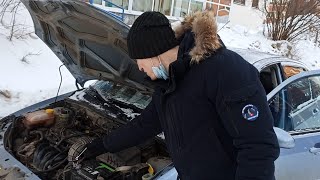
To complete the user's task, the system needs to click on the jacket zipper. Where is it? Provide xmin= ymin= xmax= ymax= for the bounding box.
xmin=167 ymin=102 xmax=183 ymax=153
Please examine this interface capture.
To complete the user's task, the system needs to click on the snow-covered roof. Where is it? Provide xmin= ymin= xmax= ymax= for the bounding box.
xmin=231 ymin=48 xmax=282 ymax=64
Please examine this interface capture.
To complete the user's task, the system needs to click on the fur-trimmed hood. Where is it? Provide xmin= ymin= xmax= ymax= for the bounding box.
xmin=173 ymin=11 xmax=222 ymax=64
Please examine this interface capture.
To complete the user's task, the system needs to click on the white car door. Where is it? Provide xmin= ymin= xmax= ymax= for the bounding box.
xmin=268 ymin=70 xmax=320 ymax=180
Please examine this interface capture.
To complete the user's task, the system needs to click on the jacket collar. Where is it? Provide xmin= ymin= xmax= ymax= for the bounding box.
xmin=173 ymin=11 xmax=223 ymax=64
xmin=164 ymin=36 xmax=226 ymax=96
xmin=162 ymin=11 xmax=227 ymax=95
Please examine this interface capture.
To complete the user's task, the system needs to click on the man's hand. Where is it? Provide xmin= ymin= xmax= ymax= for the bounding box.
xmin=82 ymin=138 xmax=106 ymax=159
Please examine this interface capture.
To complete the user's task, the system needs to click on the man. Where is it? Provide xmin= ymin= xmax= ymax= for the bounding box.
xmin=85 ymin=11 xmax=280 ymax=180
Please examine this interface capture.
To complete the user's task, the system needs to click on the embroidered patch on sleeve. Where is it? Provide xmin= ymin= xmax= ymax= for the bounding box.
xmin=242 ymin=104 xmax=259 ymax=121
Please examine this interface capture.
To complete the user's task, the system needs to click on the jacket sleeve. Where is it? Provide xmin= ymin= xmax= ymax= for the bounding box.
xmin=101 ymin=99 xmax=162 ymax=153
xmin=208 ymin=57 xmax=280 ymax=180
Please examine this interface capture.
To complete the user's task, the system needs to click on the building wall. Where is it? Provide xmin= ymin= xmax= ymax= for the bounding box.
xmin=87 ymin=0 xmax=267 ymax=28
xmin=229 ymin=3 xmax=264 ymax=29
xmin=229 ymin=0 xmax=265 ymax=29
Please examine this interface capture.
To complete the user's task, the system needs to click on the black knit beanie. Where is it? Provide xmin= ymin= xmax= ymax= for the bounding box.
xmin=127 ymin=11 xmax=179 ymax=59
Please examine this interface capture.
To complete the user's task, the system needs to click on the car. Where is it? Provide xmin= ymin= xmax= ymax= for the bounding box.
xmin=0 ymin=0 xmax=317 ymax=180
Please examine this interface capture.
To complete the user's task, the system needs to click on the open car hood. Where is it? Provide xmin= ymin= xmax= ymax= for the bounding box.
xmin=22 ymin=0 xmax=155 ymax=91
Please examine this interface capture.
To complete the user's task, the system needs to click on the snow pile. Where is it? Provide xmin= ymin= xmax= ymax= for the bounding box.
xmin=294 ymin=40 xmax=320 ymax=69
xmin=218 ymin=24 xmax=320 ymax=69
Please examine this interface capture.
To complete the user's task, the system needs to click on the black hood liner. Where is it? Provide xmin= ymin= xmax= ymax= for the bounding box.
xmin=21 ymin=0 xmax=156 ymax=92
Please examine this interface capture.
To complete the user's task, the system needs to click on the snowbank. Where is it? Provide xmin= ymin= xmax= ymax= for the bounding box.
xmin=218 ymin=24 xmax=320 ymax=69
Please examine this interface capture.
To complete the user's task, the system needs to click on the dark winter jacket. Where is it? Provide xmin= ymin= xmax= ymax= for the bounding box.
xmin=92 ymin=12 xmax=280 ymax=180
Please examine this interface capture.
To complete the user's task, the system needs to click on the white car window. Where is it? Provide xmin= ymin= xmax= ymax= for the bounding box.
xmin=269 ymin=76 xmax=320 ymax=132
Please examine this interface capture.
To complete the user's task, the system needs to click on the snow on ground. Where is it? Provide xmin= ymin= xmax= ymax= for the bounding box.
xmin=1 ymin=2 xmax=320 ymax=118
xmin=295 ymin=39 xmax=320 ymax=68
xmin=0 ymin=3 xmax=75 ymax=118
xmin=218 ymin=24 xmax=320 ymax=69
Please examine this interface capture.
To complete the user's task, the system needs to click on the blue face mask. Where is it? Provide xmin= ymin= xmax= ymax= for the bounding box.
xmin=151 ymin=56 xmax=169 ymax=80
xmin=152 ymin=63 xmax=169 ymax=80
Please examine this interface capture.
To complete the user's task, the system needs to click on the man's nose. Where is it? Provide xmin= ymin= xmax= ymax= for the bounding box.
xmin=137 ymin=63 xmax=143 ymax=72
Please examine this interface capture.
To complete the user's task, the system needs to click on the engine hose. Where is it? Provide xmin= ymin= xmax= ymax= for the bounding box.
xmin=32 ymin=143 xmax=48 ymax=165
xmin=52 ymin=144 xmax=68 ymax=153
xmin=51 ymin=154 xmax=67 ymax=168
xmin=39 ymin=150 xmax=59 ymax=170
xmin=34 ymin=148 xmax=51 ymax=168
xmin=68 ymin=137 xmax=93 ymax=162
xmin=5 ymin=117 xmax=19 ymax=151
xmin=33 ymin=157 xmax=67 ymax=174
xmin=33 ymin=143 xmax=47 ymax=155
xmin=55 ymin=133 xmax=87 ymax=147
xmin=17 ymin=130 xmax=45 ymax=159
xmin=43 ymin=151 xmax=66 ymax=170
xmin=30 ymin=130 xmax=44 ymax=141
xmin=5 ymin=123 xmax=13 ymax=150
xmin=33 ymin=145 xmax=52 ymax=167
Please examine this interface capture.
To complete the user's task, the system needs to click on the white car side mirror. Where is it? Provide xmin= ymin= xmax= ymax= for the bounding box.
xmin=273 ymin=127 xmax=295 ymax=148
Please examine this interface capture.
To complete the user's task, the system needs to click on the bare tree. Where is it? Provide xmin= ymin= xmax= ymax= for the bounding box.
xmin=21 ymin=51 xmax=41 ymax=64
xmin=264 ymin=0 xmax=320 ymax=41
xmin=0 ymin=0 xmax=33 ymax=41
xmin=0 ymin=89 xmax=12 ymax=99
xmin=0 ymin=0 xmax=21 ymax=24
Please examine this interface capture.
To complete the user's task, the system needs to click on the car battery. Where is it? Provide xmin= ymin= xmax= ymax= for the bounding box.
xmin=67 ymin=159 xmax=149 ymax=180
xmin=68 ymin=160 xmax=121 ymax=180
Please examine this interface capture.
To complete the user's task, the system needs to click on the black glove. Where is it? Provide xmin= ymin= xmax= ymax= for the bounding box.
xmin=83 ymin=138 xmax=107 ymax=159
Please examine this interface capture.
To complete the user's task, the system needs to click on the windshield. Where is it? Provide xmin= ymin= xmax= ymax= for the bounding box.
xmin=91 ymin=81 xmax=152 ymax=109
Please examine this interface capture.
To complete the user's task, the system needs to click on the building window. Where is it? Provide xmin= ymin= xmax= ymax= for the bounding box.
xmin=189 ymin=0 xmax=203 ymax=14
xmin=224 ymin=0 xmax=232 ymax=6
xmin=173 ymin=0 xmax=189 ymax=17
xmin=205 ymin=0 xmax=231 ymax=16
xmin=153 ymin=0 xmax=173 ymax=15
xmin=132 ymin=0 xmax=152 ymax=12
xmin=205 ymin=2 xmax=219 ymax=16
xmin=205 ymin=0 xmax=230 ymax=22
xmin=92 ymin=0 xmax=102 ymax=5
xmin=105 ymin=0 xmax=129 ymax=10
xmin=234 ymin=0 xmax=245 ymax=5
xmin=206 ymin=0 xmax=231 ymax=6
xmin=252 ymin=0 xmax=259 ymax=8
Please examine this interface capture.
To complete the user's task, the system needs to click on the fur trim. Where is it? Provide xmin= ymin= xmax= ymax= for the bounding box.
xmin=173 ymin=11 xmax=222 ymax=64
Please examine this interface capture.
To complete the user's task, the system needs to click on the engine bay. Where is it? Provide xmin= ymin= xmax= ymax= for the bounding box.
xmin=4 ymin=98 xmax=170 ymax=180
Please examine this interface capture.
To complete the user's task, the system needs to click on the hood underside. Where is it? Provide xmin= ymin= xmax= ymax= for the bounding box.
xmin=22 ymin=0 xmax=155 ymax=91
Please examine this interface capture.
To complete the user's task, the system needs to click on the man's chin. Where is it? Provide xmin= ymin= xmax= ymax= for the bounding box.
xmin=147 ymin=74 xmax=157 ymax=81
xmin=150 ymin=76 xmax=157 ymax=81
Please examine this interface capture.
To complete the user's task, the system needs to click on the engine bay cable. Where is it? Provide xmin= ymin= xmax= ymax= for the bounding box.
xmin=54 ymin=64 xmax=65 ymax=103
